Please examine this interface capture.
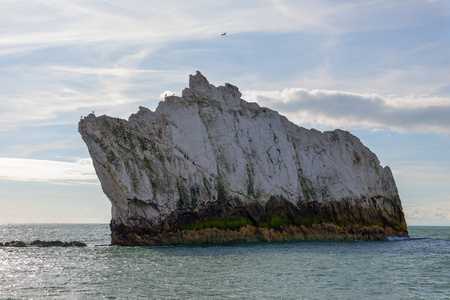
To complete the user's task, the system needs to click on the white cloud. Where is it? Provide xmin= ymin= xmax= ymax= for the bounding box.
xmin=0 ymin=64 xmax=157 ymax=129
xmin=404 ymin=203 xmax=450 ymax=226
xmin=243 ymin=88 xmax=450 ymax=133
xmin=49 ymin=66 xmax=162 ymax=77
xmin=1 ymin=0 xmax=444 ymax=57
xmin=1 ymin=1 xmax=447 ymax=131
xmin=393 ymin=164 xmax=450 ymax=188
xmin=0 ymin=157 xmax=98 ymax=184
xmin=0 ymin=214 xmax=107 ymax=224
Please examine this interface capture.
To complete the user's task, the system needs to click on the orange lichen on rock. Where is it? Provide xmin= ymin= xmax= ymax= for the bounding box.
xmin=111 ymin=222 xmax=408 ymax=246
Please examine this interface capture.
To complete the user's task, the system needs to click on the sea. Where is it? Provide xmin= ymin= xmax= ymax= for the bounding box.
xmin=0 ymin=224 xmax=448 ymax=300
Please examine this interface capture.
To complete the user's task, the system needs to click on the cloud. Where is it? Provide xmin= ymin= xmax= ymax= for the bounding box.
xmin=0 ymin=214 xmax=107 ymax=224
xmin=0 ymin=1 xmax=278 ymax=57
xmin=243 ymin=88 xmax=450 ymax=133
xmin=392 ymin=164 xmax=450 ymax=188
xmin=1 ymin=0 xmax=447 ymax=131
xmin=404 ymin=203 xmax=450 ymax=226
xmin=0 ymin=64 xmax=162 ymax=129
xmin=49 ymin=66 xmax=162 ymax=77
xmin=0 ymin=157 xmax=98 ymax=184
xmin=2 ymin=0 xmax=445 ymax=57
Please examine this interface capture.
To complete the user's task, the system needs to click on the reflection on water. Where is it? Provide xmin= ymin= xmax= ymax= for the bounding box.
xmin=0 ymin=225 xmax=449 ymax=299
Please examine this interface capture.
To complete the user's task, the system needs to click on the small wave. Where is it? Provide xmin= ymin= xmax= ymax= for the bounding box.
xmin=414 ymin=236 xmax=450 ymax=241
xmin=387 ymin=236 xmax=450 ymax=242
xmin=387 ymin=236 xmax=411 ymax=241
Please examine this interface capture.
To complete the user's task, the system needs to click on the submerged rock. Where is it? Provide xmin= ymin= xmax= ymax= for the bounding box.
xmin=28 ymin=240 xmax=87 ymax=247
xmin=79 ymin=71 xmax=408 ymax=246
xmin=3 ymin=241 xmax=27 ymax=247
xmin=0 ymin=240 xmax=87 ymax=247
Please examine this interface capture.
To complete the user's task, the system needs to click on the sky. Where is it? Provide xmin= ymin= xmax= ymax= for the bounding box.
xmin=0 ymin=0 xmax=449 ymax=225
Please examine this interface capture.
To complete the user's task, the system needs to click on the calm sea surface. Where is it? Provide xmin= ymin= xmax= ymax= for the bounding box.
xmin=0 ymin=224 xmax=448 ymax=299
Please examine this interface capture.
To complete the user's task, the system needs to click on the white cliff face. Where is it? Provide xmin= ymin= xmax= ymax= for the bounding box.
xmin=79 ymin=71 xmax=402 ymax=235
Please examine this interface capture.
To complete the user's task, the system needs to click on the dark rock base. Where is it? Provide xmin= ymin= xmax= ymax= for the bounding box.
xmin=111 ymin=223 xmax=408 ymax=246
xmin=0 ymin=240 xmax=87 ymax=247
xmin=110 ymin=196 xmax=408 ymax=246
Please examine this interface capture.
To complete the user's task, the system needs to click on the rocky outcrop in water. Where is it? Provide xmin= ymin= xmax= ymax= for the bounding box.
xmin=0 ymin=240 xmax=87 ymax=247
xmin=79 ymin=71 xmax=408 ymax=246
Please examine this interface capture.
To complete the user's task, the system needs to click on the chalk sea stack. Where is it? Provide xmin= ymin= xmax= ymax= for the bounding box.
xmin=79 ymin=71 xmax=408 ymax=246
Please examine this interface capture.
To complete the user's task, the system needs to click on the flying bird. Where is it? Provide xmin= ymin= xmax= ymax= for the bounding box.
xmin=221 ymin=32 xmax=227 ymax=36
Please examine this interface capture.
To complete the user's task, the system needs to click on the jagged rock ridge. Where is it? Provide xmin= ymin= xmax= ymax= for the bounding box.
xmin=79 ymin=71 xmax=408 ymax=245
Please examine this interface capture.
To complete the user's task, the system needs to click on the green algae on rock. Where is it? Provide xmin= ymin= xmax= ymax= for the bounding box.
xmin=79 ymin=71 xmax=408 ymax=246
